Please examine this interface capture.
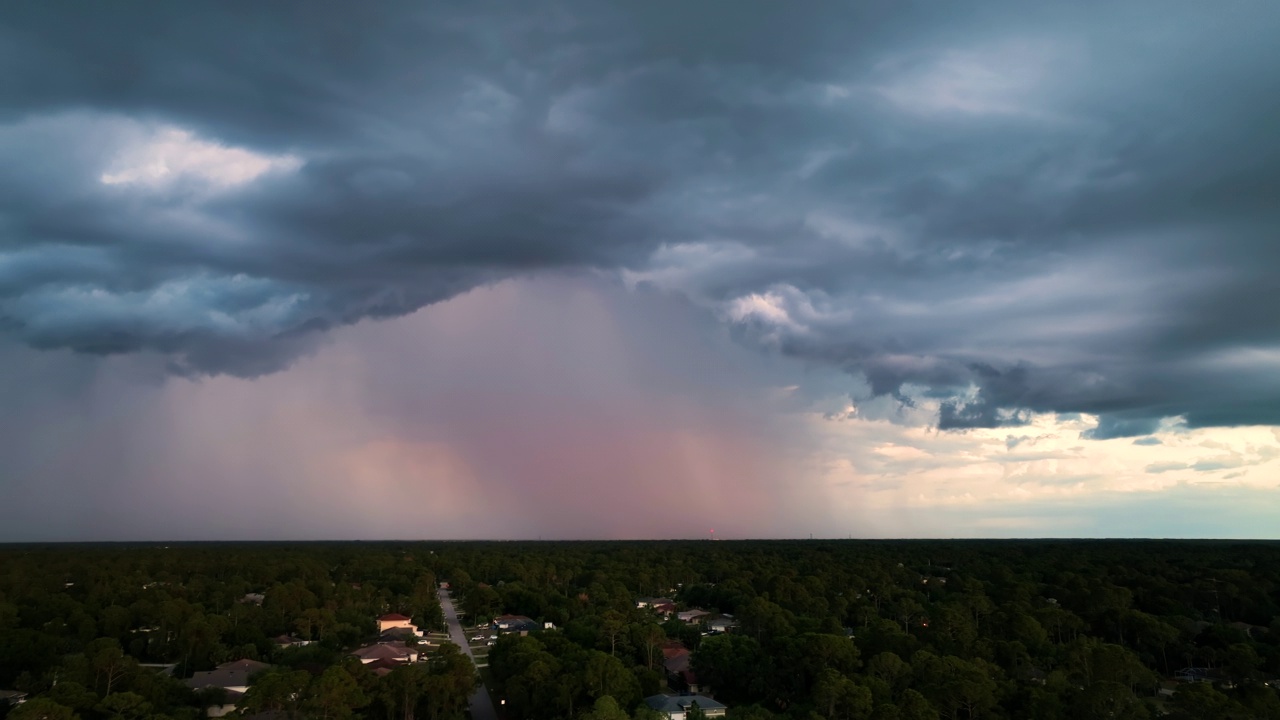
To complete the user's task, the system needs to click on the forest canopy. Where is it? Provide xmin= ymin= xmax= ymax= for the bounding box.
xmin=1 ymin=540 xmax=1279 ymax=720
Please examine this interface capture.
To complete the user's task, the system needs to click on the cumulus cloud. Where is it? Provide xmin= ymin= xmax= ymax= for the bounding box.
xmin=100 ymin=127 xmax=302 ymax=189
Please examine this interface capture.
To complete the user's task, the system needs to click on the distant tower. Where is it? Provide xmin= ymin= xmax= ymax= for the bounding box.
xmin=709 ymin=529 xmax=716 ymax=541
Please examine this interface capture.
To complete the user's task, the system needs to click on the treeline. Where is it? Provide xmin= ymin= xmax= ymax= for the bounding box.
xmin=2 ymin=541 xmax=1280 ymax=719
xmin=451 ymin=540 xmax=1280 ymax=719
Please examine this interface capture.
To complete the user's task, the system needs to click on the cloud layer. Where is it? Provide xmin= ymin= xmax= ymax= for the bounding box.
xmin=4 ymin=2 xmax=1280 ymax=433
xmin=3 ymin=2 xmax=1280 ymax=539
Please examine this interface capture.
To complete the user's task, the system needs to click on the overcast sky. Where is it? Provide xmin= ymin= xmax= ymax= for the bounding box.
xmin=2 ymin=1 xmax=1279 ymax=540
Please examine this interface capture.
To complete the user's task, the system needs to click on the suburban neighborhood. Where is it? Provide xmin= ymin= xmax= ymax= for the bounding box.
xmin=3 ymin=542 xmax=1280 ymax=720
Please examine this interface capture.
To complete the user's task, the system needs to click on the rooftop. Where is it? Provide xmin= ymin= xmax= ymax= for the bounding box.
xmin=351 ymin=643 xmax=415 ymax=662
xmin=644 ymin=694 xmax=727 ymax=713
xmin=186 ymin=659 xmax=272 ymax=690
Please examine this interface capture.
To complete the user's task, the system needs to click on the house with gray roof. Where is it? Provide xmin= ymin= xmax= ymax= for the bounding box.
xmin=186 ymin=659 xmax=272 ymax=694
xmin=186 ymin=660 xmax=272 ymax=719
xmin=643 ymin=694 xmax=727 ymax=720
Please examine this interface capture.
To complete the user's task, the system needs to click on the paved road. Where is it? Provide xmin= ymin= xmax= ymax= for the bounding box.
xmin=439 ymin=587 xmax=498 ymax=720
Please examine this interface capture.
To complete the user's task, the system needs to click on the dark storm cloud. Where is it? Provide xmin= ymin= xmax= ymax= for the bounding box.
xmin=1085 ymin=416 xmax=1164 ymax=441
xmin=2 ymin=0 xmax=1279 ymax=427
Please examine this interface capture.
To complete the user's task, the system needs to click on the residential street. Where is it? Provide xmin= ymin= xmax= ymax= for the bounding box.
xmin=439 ymin=587 xmax=499 ymax=720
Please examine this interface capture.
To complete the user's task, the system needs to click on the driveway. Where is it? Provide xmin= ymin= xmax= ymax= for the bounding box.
xmin=439 ymin=587 xmax=499 ymax=720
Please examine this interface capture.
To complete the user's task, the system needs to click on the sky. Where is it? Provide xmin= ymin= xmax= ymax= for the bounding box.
xmin=2 ymin=1 xmax=1279 ymax=540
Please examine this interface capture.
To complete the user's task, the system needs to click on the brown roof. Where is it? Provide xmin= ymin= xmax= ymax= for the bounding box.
xmin=379 ymin=613 xmax=412 ymax=621
xmin=364 ymin=658 xmax=403 ymax=672
xmin=351 ymin=643 xmax=414 ymax=662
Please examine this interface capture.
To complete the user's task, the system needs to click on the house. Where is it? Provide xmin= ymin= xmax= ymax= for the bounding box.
xmin=493 ymin=614 xmax=539 ymax=634
xmin=643 ymin=694 xmax=728 ymax=720
xmin=203 ymin=690 xmax=245 ymax=718
xmin=662 ymin=642 xmax=700 ymax=694
xmin=704 ymin=615 xmax=737 ymax=634
xmin=186 ymin=659 xmax=273 ymax=694
xmin=663 ymin=654 xmax=699 ymax=694
xmin=350 ymin=642 xmax=419 ymax=665
xmin=0 ymin=690 xmax=28 ymax=706
xmin=677 ymin=609 xmax=710 ymax=624
xmin=377 ymin=613 xmax=419 ymax=634
xmin=1228 ymin=621 xmax=1265 ymax=638
xmin=186 ymin=659 xmax=272 ymax=718
xmin=379 ymin=626 xmax=423 ymax=642
xmin=272 ymin=635 xmax=311 ymax=649
xmin=364 ymin=658 xmax=402 ymax=678
xmin=238 ymin=593 xmax=266 ymax=606
xmin=637 ymin=598 xmax=677 ymax=617
xmin=1174 ymin=667 xmax=1222 ymax=684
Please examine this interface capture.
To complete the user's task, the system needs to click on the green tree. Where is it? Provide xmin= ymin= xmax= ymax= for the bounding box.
xmin=913 ymin=653 xmax=998 ymax=720
xmin=423 ymin=642 xmax=478 ymax=720
xmin=599 ymin=611 xmax=626 ymax=656
xmin=86 ymin=638 xmax=134 ymax=696
xmin=1071 ymin=681 xmax=1148 ymax=720
xmin=45 ymin=682 xmax=97 ymax=715
xmin=635 ymin=623 xmax=666 ymax=670
xmin=580 ymin=696 xmax=631 ymax=720
xmin=813 ymin=669 xmax=873 ymax=720
xmin=305 ymin=666 xmax=367 ymax=720
xmin=1065 ymin=638 xmax=1156 ymax=694
xmin=582 ymin=651 xmax=641 ymax=708
xmin=382 ymin=663 xmax=431 ymax=720
xmin=1171 ymin=683 xmax=1235 ymax=720
xmin=8 ymin=699 xmax=78 ymax=720
xmin=897 ymin=689 xmax=938 ymax=720
xmin=691 ymin=634 xmax=766 ymax=705
xmin=241 ymin=668 xmax=311 ymax=719
xmin=95 ymin=693 xmax=152 ymax=720
xmin=867 ymin=652 xmax=912 ymax=700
